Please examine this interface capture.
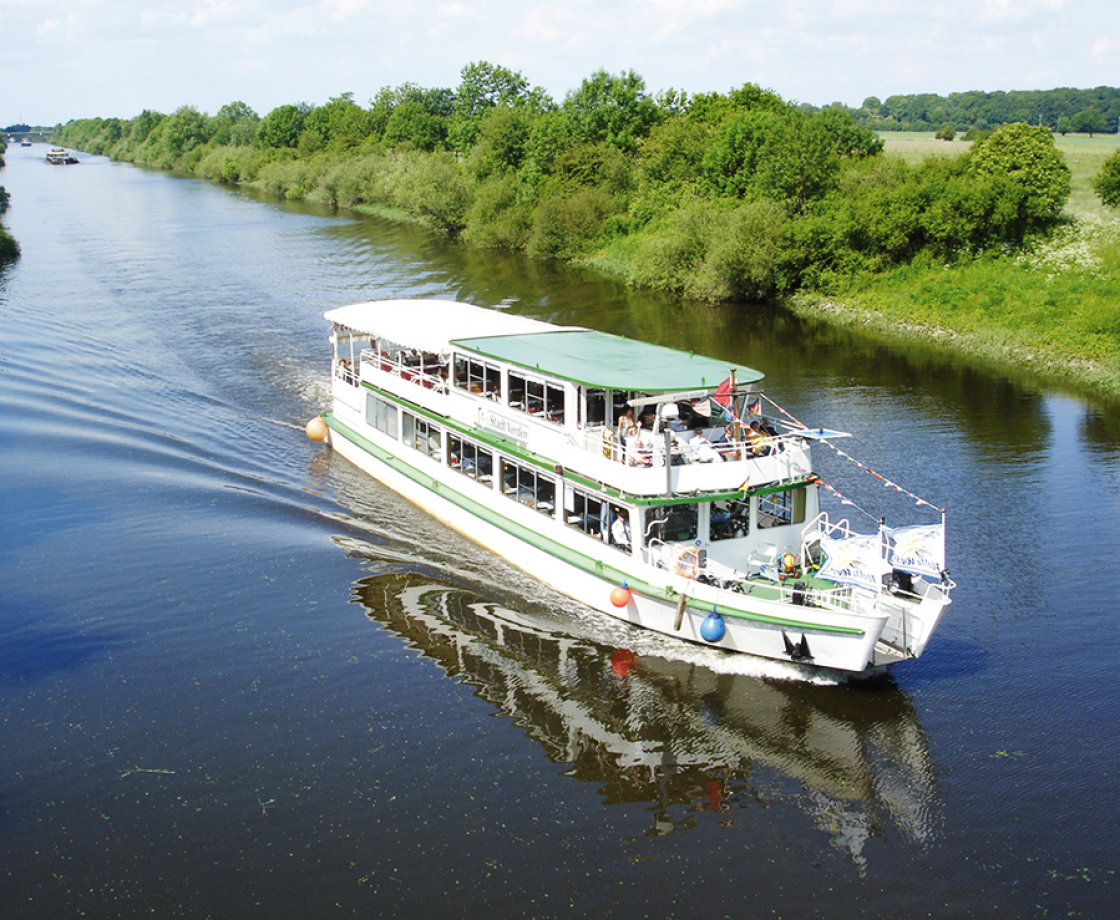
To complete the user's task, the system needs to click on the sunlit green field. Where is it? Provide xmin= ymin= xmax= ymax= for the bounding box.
xmin=880 ymin=131 xmax=1120 ymax=217
xmin=800 ymin=132 xmax=1120 ymax=401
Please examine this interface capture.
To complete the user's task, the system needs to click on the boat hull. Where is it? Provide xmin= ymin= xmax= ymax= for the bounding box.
xmin=325 ymin=412 xmax=893 ymax=673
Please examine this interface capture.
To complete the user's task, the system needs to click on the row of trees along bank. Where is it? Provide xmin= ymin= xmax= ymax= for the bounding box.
xmin=54 ymin=64 xmax=1083 ymax=303
xmin=0 ymin=137 xmax=18 ymax=260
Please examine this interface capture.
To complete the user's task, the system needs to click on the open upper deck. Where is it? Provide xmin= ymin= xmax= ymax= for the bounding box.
xmin=326 ymin=300 xmax=807 ymax=498
xmin=325 ymin=300 xmax=764 ymax=393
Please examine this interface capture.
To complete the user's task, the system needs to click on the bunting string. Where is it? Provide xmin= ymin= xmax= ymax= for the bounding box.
xmin=730 ymin=390 xmax=945 ymax=517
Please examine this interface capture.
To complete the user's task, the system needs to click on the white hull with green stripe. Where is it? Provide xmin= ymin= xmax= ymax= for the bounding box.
xmin=317 ymin=300 xmax=954 ymax=674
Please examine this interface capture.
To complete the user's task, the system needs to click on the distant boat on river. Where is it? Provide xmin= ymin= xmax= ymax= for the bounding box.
xmin=46 ymin=148 xmax=79 ymax=164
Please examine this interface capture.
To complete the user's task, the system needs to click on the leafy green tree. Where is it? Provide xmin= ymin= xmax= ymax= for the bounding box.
xmin=935 ymin=123 xmax=956 ymax=141
xmin=466 ymin=105 xmax=533 ymax=178
xmin=700 ymin=110 xmax=773 ymax=198
xmin=1093 ymin=150 xmax=1120 ymax=207
xmin=562 ymin=69 xmax=662 ymax=153
xmin=160 ymin=106 xmax=212 ymax=158
xmin=256 ymin=104 xmax=309 ymax=149
xmin=814 ymin=107 xmax=884 ymax=158
xmin=517 ymin=112 xmax=578 ymax=189
xmin=1071 ymin=108 xmax=1108 ymax=136
xmin=302 ymin=93 xmax=374 ymax=152
xmin=455 ymin=61 xmax=531 ymax=117
xmin=383 ymin=101 xmax=447 ymax=151
xmin=217 ymin=101 xmax=257 ymax=122
xmin=688 ymin=82 xmax=789 ymax=126
xmin=450 ymin=62 xmax=550 ymax=151
xmin=638 ymin=114 xmax=710 ymax=186
xmin=967 ymin=122 xmax=1070 ymax=227
xmin=128 ymin=109 xmax=165 ymax=146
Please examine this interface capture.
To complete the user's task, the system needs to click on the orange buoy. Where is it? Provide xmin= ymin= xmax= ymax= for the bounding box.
xmin=610 ymin=584 xmax=631 ymax=607
xmin=305 ymin=416 xmax=329 ymax=442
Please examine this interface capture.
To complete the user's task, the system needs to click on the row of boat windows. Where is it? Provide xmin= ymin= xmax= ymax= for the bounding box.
xmin=367 ymin=394 xmax=806 ymax=549
xmin=354 ymin=343 xmax=640 ymax=430
xmin=455 ymin=357 xmax=569 ymax=424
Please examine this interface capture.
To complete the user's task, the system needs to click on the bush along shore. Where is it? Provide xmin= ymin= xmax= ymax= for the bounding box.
xmin=0 ymin=140 xmax=18 ymax=261
xmin=52 ymin=65 xmax=1120 ymax=401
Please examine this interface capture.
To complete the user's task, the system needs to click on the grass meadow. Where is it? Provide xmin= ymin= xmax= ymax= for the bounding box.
xmin=794 ymin=132 xmax=1120 ymax=402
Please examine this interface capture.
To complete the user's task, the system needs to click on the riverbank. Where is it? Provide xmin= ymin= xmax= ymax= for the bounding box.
xmin=783 ymin=134 xmax=1120 ymax=403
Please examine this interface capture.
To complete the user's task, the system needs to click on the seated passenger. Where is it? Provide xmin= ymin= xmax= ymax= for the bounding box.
xmin=745 ymin=420 xmax=772 ymax=456
xmin=625 ymin=427 xmax=651 ymax=466
xmin=689 ymin=428 xmax=723 ymax=463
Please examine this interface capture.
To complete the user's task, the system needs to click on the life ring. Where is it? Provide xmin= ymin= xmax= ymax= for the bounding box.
xmin=674 ymin=546 xmax=701 ymax=579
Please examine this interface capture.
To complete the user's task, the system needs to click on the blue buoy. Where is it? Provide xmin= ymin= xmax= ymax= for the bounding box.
xmin=700 ymin=610 xmax=726 ymax=643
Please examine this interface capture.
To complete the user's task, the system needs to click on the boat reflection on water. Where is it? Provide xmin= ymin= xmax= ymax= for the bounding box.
xmin=346 ymin=564 xmax=942 ymax=873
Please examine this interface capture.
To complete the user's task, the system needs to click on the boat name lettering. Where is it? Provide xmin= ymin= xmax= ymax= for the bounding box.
xmin=478 ymin=408 xmax=529 ymax=443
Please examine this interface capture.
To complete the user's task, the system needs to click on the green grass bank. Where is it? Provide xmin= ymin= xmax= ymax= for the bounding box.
xmin=787 ymin=133 xmax=1120 ymax=403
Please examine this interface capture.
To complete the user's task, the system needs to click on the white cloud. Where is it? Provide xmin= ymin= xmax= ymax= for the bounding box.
xmin=2 ymin=0 xmax=1117 ymax=125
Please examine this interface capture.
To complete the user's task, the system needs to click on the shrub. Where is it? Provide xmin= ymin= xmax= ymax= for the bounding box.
xmin=1093 ymin=150 xmax=1120 ymax=208
xmin=526 ymin=187 xmax=619 ymax=259
xmin=462 ymin=174 xmax=534 ymax=248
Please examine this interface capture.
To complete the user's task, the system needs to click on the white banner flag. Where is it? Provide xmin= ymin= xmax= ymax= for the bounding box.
xmin=817 ymin=532 xmax=893 ymax=592
xmin=884 ymin=523 xmax=945 ymax=577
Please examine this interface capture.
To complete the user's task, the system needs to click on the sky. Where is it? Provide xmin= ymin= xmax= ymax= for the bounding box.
xmin=3 ymin=0 xmax=1118 ymax=127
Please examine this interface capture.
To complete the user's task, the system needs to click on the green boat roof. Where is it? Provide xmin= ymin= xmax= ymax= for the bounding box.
xmin=453 ymin=329 xmax=763 ymax=392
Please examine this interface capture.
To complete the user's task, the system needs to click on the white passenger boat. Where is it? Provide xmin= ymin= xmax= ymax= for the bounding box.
xmin=313 ymin=299 xmax=954 ymax=674
xmin=45 ymin=147 xmax=79 ymax=164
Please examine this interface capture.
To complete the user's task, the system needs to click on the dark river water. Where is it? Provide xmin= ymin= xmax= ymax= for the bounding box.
xmin=2 ymin=142 xmax=1118 ymax=919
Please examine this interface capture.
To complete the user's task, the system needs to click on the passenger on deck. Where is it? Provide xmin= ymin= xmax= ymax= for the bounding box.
xmin=625 ymin=425 xmax=651 ymax=466
xmin=689 ymin=428 xmax=723 ymax=463
xmin=745 ymin=419 xmax=772 ymax=456
xmin=616 ymin=407 xmax=638 ymax=442
xmin=611 ymin=510 xmax=631 ymax=549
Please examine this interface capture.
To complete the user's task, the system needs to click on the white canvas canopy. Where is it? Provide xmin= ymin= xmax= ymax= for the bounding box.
xmin=325 ymin=300 xmax=578 ymax=358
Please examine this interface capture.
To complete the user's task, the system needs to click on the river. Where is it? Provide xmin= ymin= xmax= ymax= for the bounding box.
xmin=1 ymin=142 xmax=1118 ymax=919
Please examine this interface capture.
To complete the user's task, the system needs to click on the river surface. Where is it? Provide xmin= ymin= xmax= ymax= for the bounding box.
xmin=1 ymin=142 xmax=1118 ymax=919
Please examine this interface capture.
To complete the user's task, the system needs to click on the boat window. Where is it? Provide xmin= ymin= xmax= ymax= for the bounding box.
xmin=500 ymin=459 xmax=555 ymax=516
xmin=758 ymin=488 xmax=807 ymax=528
xmin=563 ymin=485 xmax=605 ymax=539
xmin=448 ymin=434 xmax=493 ymax=483
xmin=645 ymin=504 xmax=699 ymax=545
xmin=401 ymin=412 xmax=442 ymax=460
xmin=581 ymin=388 xmax=607 ymax=427
xmin=710 ymin=498 xmax=750 ymax=541
xmin=508 ymin=371 xmax=565 ymax=425
xmin=453 ymin=356 xmax=502 ymax=400
xmin=365 ymin=394 xmax=399 ymax=439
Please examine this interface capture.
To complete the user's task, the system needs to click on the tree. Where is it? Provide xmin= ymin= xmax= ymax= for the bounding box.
xmin=1071 ymin=108 xmax=1108 ymax=137
xmin=383 ymin=101 xmax=447 ymax=151
xmin=562 ymin=69 xmax=662 ymax=153
xmin=1093 ymin=150 xmax=1120 ymax=207
xmin=301 ymin=93 xmax=374 ymax=152
xmin=256 ymin=104 xmax=309 ymax=149
xmin=454 ymin=61 xmax=531 ymax=118
xmin=935 ymin=123 xmax=956 ymax=141
xmin=217 ymin=101 xmax=258 ymax=122
xmin=967 ymin=122 xmax=1070 ymax=228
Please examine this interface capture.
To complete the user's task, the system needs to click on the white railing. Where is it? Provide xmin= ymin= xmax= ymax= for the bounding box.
xmin=358 ymin=349 xmax=449 ymax=394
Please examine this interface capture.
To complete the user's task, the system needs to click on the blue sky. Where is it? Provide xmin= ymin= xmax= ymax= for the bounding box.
xmin=3 ymin=0 xmax=1118 ymax=126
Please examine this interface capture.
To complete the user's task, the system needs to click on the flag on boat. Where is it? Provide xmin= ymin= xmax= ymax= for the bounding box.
xmin=691 ymin=398 xmax=712 ymax=417
xmin=745 ymin=397 xmax=762 ymax=416
xmin=817 ymin=532 xmax=893 ymax=592
xmin=714 ymin=376 xmax=733 ymax=408
xmin=884 ymin=523 xmax=945 ymax=577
